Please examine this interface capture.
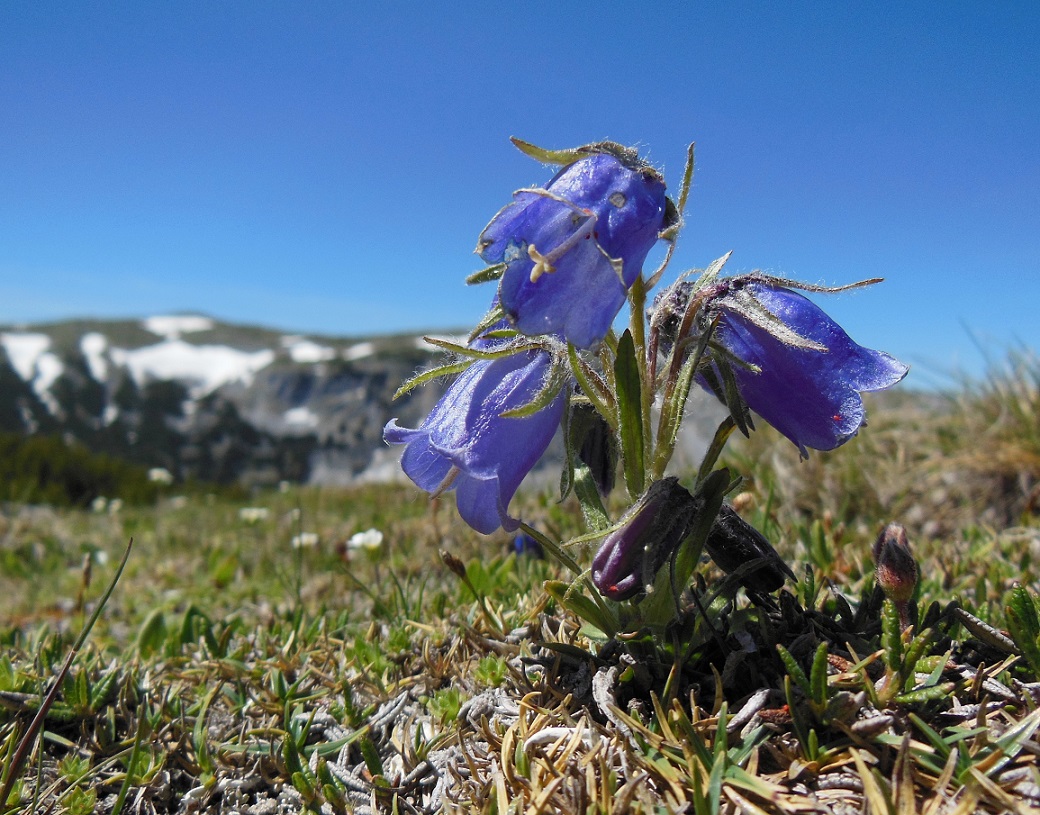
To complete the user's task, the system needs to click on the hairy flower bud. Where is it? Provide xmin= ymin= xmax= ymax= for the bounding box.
xmin=873 ymin=522 xmax=918 ymax=605
xmin=591 ymin=477 xmax=700 ymax=601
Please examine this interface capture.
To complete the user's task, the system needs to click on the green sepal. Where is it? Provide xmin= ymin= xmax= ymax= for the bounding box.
xmin=466 ymin=262 xmax=507 ymax=285
xmin=614 ymin=329 xmax=645 ymax=498
xmin=422 ymin=335 xmax=523 ymax=359
xmin=707 ymin=349 xmax=757 ymax=438
xmin=392 ymin=359 xmax=474 ymax=399
xmin=509 ymin=137 xmax=655 ymax=174
xmin=567 ymin=342 xmax=616 ymax=429
xmin=719 ymin=284 xmax=827 ymax=352
xmin=467 ymin=303 xmax=508 ymax=342
xmin=510 ymin=138 xmax=592 ymax=166
xmin=499 ymin=354 xmax=569 ymax=419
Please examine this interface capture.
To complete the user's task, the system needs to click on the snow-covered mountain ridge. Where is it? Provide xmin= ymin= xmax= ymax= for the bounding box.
xmin=0 ymin=315 xmax=451 ymax=486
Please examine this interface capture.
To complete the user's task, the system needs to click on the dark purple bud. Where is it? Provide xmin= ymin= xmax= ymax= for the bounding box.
xmin=591 ymin=477 xmax=700 ymax=601
xmin=704 ymin=504 xmax=795 ymax=593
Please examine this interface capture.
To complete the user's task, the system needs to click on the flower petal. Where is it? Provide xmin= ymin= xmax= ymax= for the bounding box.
xmin=384 ymin=350 xmax=566 ymax=534
xmin=711 ymin=282 xmax=908 ymax=456
xmin=479 ymin=153 xmax=667 ymax=348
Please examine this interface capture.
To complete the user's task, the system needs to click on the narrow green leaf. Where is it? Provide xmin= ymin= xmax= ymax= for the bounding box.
xmin=810 ymin=642 xmax=830 ymax=708
xmin=696 ymin=417 xmax=736 ymax=487
xmin=574 ymin=465 xmax=611 ymax=532
xmin=544 ymin=580 xmax=618 ymax=638
xmin=901 ymin=627 xmax=935 ymax=678
xmin=907 ymin=714 xmax=952 ymax=762
xmin=614 ymin=329 xmax=645 ymax=498
xmin=894 ymin=682 xmax=956 ymax=705
xmin=777 ymin=645 xmax=812 ymax=698
xmin=1006 ymin=586 xmax=1040 ymax=674
xmin=882 ymin=600 xmax=904 ymax=670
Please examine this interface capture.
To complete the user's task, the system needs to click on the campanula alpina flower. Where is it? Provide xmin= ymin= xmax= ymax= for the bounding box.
xmin=591 ymin=477 xmax=700 ymax=601
xmin=705 ymin=279 xmax=908 ymax=456
xmin=383 ymin=349 xmax=566 ymax=535
xmin=477 ymin=145 xmax=669 ymax=349
xmin=649 ymin=274 xmax=909 ymax=457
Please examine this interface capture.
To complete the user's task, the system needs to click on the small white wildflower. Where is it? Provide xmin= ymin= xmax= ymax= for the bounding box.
xmin=107 ymin=498 xmax=123 ymax=515
xmin=91 ymin=496 xmax=108 ymax=513
xmin=147 ymin=467 xmax=174 ymax=485
xmin=92 ymin=549 xmax=110 ymax=566
xmin=348 ymin=528 xmax=384 ymax=552
xmin=291 ymin=532 xmax=320 ymax=549
xmin=239 ymin=507 xmax=270 ymax=524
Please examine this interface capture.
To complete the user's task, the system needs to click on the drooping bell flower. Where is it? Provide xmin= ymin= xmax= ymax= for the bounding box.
xmin=477 ymin=145 xmax=669 ymax=349
xmin=700 ymin=276 xmax=909 ymax=457
xmin=383 ymin=348 xmax=566 ymax=535
xmin=591 ymin=477 xmax=700 ymax=601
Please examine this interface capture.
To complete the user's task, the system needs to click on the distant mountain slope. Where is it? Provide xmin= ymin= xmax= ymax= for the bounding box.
xmin=0 ymin=315 xmax=453 ymax=486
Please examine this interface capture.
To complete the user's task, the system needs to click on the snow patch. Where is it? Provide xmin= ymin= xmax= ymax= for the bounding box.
xmin=343 ymin=342 xmax=374 ymax=362
xmin=0 ymin=332 xmax=65 ymax=414
xmin=143 ymin=315 xmax=214 ymax=340
xmin=111 ymin=340 xmax=275 ymax=397
xmin=80 ymin=332 xmax=109 ymax=381
xmin=1 ymin=332 xmax=50 ymax=380
xmin=284 ymin=406 xmax=319 ymax=428
xmin=282 ymin=336 xmax=335 ymax=363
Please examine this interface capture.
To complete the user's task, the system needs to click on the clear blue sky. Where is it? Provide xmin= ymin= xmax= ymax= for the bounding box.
xmin=2 ymin=2 xmax=1038 ymax=385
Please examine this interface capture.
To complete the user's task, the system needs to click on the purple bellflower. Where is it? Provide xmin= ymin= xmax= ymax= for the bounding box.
xmin=383 ymin=348 xmax=566 ymax=535
xmin=477 ymin=147 xmax=669 ymax=349
xmin=700 ymin=277 xmax=908 ymax=457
